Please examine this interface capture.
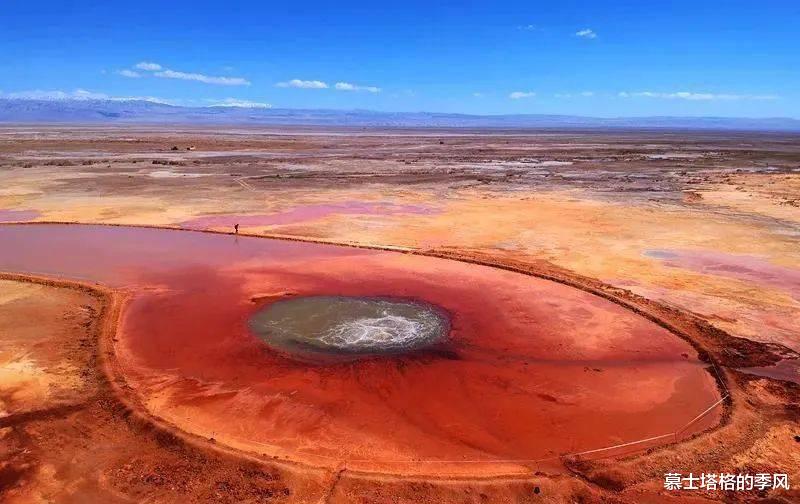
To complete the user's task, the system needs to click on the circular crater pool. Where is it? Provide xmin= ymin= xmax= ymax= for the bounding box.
xmin=0 ymin=224 xmax=724 ymax=476
xmin=249 ymin=296 xmax=450 ymax=360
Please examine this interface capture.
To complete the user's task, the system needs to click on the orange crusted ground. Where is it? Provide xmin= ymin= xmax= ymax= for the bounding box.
xmin=0 ymin=126 xmax=798 ymax=502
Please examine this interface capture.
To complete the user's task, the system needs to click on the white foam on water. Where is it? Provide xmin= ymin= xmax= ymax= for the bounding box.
xmin=320 ymin=311 xmax=436 ymax=351
xmin=250 ymin=296 xmax=449 ymax=357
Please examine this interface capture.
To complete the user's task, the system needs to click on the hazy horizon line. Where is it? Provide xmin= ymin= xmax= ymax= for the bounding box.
xmin=1 ymin=97 xmax=798 ymax=121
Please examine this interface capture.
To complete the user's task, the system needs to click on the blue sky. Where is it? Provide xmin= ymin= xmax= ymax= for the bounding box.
xmin=1 ymin=1 xmax=798 ymax=117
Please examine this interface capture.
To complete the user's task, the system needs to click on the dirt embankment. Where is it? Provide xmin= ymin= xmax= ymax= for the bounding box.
xmin=0 ymin=273 xmax=324 ymax=503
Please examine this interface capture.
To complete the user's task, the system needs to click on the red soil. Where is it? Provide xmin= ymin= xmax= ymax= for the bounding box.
xmin=0 ymin=224 xmax=721 ymax=476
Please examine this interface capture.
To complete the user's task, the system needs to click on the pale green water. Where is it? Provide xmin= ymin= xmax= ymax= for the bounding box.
xmin=249 ymin=296 xmax=450 ymax=360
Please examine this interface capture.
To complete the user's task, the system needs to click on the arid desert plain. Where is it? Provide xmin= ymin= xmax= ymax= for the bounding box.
xmin=0 ymin=125 xmax=798 ymax=503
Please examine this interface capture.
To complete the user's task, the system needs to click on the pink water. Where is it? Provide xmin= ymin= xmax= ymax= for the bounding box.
xmin=647 ymin=249 xmax=800 ymax=300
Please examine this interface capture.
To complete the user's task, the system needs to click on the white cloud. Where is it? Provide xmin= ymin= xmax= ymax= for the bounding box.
xmin=154 ymin=69 xmax=250 ymax=86
xmin=127 ymin=61 xmax=249 ymax=86
xmin=117 ymin=69 xmax=141 ymax=78
xmin=334 ymin=82 xmax=380 ymax=93
xmin=208 ymin=98 xmax=272 ymax=109
xmin=472 ymin=92 xmax=484 ymax=98
xmin=618 ymin=91 xmax=779 ymax=101
xmin=576 ymin=29 xmax=597 ymax=39
xmin=1 ymin=88 xmax=174 ymax=104
xmin=134 ymin=61 xmax=162 ymax=71
xmin=509 ymin=91 xmax=536 ymax=99
xmin=580 ymin=91 xmax=595 ymax=97
xmin=276 ymin=79 xmax=329 ymax=89
xmin=517 ymin=24 xmax=540 ymax=31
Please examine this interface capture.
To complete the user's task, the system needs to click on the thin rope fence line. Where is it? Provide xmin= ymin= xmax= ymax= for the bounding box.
xmin=561 ymin=432 xmax=677 ymax=459
xmin=179 ymin=392 xmax=728 ymax=466
xmin=709 ymin=359 xmax=729 ymax=394
xmin=674 ymin=394 xmax=728 ymax=437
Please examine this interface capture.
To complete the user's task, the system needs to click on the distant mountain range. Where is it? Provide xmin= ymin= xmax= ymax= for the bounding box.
xmin=1 ymin=98 xmax=799 ymax=131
